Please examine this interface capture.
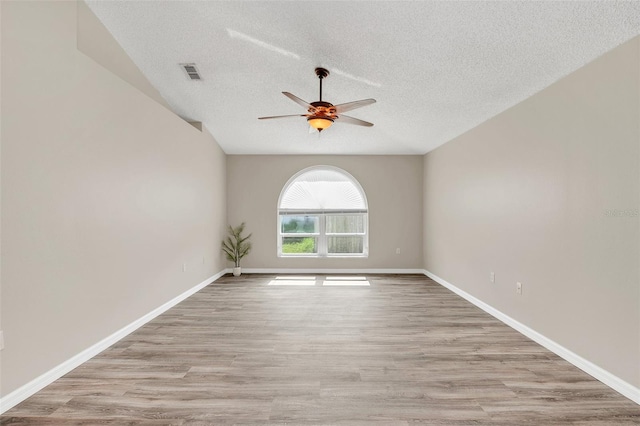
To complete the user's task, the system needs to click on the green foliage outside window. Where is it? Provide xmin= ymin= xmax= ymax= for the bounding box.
xmin=281 ymin=216 xmax=318 ymax=233
xmin=282 ymin=237 xmax=316 ymax=253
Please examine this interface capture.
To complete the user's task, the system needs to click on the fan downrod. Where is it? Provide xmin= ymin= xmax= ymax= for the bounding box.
xmin=315 ymin=68 xmax=330 ymax=102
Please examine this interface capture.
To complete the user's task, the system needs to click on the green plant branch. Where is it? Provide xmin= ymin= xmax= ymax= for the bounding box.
xmin=221 ymin=222 xmax=252 ymax=268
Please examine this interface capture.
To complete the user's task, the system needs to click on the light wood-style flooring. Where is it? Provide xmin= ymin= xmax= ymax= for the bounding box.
xmin=2 ymin=274 xmax=639 ymax=425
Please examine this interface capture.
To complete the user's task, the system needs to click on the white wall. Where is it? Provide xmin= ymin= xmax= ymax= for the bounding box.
xmin=423 ymin=37 xmax=640 ymax=388
xmin=227 ymin=155 xmax=423 ymax=270
xmin=1 ymin=0 xmax=227 ymax=397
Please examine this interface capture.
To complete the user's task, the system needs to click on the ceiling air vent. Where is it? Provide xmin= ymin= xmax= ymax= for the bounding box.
xmin=180 ymin=63 xmax=201 ymax=80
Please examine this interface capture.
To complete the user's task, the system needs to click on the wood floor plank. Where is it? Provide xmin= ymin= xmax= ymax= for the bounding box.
xmin=2 ymin=274 xmax=638 ymax=425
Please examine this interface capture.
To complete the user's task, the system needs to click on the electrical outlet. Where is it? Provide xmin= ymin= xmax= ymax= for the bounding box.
xmin=395 ymin=248 xmax=401 ymax=255
xmin=516 ymin=282 xmax=522 ymax=295
xmin=202 ymin=256 xmax=205 ymax=264
xmin=0 ymin=331 xmax=5 ymax=350
xmin=183 ymin=263 xmax=187 ymax=272
xmin=490 ymin=272 xmax=495 ymax=283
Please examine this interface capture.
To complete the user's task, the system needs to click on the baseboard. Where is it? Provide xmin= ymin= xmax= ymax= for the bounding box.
xmin=423 ymin=269 xmax=640 ymax=405
xmin=0 ymin=269 xmax=227 ymax=415
xmin=241 ymin=268 xmax=425 ymax=274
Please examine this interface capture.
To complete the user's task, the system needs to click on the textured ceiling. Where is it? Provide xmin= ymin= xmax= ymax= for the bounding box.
xmin=85 ymin=1 xmax=640 ymax=155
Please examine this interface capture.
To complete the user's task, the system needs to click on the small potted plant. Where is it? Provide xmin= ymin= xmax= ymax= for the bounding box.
xmin=221 ymin=222 xmax=252 ymax=276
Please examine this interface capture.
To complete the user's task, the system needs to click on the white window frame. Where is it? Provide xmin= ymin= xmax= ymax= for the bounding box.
xmin=278 ymin=212 xmax=368 ymax=257
xmin=279 ymin=213 xmax=321 ymax=256
xmin=277 ymin=166 xmax=369 ymax=258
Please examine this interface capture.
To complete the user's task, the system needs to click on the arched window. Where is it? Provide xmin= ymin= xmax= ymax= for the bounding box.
xmin=278 ymin=166 xmax=368 ymax=257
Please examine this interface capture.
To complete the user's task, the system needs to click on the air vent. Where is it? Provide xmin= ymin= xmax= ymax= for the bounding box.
xmin=180 ymin=63 xmax=201 ymax=80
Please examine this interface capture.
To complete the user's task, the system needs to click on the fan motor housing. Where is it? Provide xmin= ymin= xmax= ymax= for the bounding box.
xmin=309 ymin=101 xmax=337 ymax=117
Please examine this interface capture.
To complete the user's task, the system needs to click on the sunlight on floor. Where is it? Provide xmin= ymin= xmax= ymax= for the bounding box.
xmin=267 ymin=276 xmax=370 ymax=286
xmin=274 ymin=276 xmax=317 ymax=280
xmin=267 ymin=276 xmax=317 ymax=286
xmin=322 ymin=280 xmax=370 ymax=286
xmin=325 ymin=276 xmax=367 ymax=281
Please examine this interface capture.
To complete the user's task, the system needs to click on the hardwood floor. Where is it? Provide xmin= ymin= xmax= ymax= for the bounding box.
xmin=2 ymin=274 xmax=639 ymax=425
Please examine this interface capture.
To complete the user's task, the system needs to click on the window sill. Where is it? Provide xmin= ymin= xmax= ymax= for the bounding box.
xmin=278 ymin=254 xmax=369 ymax=258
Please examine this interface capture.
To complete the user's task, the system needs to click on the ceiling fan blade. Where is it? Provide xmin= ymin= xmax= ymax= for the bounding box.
xmin=282 ymin=92 xmax=313 ymax=110
xmin=336 ymin=114 xmax=374 ymax=127
xmin=334 ymin=98 xmax=376 ymax=113
xmin=258 ymin=114 xmax=308 ymax=120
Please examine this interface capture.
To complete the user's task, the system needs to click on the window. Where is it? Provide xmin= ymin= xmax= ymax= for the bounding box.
xmin=278 ymin=166 xmax=368 ymax=257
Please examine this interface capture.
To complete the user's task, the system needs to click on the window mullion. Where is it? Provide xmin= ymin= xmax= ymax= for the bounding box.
xmin=277 ymin=214 xmax=282 ymax=255
xmin=320 ymin=214 xmax=327 ymax=256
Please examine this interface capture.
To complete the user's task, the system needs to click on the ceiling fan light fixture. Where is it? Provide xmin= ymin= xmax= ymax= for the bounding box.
xmin=259 ymin=67 xmax=375 ymax=132
xmin=308 ymin=117 xmax=334 ymax=132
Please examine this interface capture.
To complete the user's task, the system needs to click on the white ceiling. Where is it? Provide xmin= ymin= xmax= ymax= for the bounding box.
xmin=86 ymin=1 xmax=640 ymax=155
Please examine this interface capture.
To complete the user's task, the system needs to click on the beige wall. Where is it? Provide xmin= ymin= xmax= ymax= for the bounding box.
xmin=0 ymin=0 xmax=3 ymax=393
xmin=227 ymin=155 xmax=423 ymax=270
xmin=1 ymin=0 xmax=227 ymax=396
xmin=423 ymin=37 xmax=640 ymax=387
xmin=76 ymin=1 xmax=171 ymax=110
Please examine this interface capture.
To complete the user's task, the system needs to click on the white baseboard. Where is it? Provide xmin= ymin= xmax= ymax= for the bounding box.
xmin=241 ymin=268 xmax=425 ymax=274
xmin=0 ymin=270 xmax=227 ymax=415
xmin=423 ymin=269 xmax=640 ymax=405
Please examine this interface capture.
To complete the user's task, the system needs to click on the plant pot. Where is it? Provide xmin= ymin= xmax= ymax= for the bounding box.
xmin=233 ymin=267 xmax=242 ymax=277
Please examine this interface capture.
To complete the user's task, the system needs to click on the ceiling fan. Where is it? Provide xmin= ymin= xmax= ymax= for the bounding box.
xmin=259 ymin=67 xmax=376 ymax=132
